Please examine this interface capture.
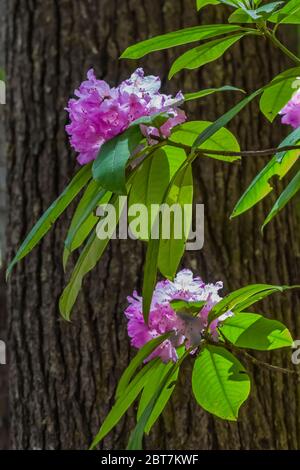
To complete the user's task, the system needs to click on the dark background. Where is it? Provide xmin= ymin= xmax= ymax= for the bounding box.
xmin=0 ymin=0 xmax=300 ymax=450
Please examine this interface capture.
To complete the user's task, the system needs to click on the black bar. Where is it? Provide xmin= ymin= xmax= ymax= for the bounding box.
xmin=1 ymin=450 xmax=299 ymax=466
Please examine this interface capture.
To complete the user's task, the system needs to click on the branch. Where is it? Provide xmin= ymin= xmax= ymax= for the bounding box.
xmin=212 ymin=332 xmax=300 ymax=378
xmin=264 ymin=29 xmax=300 ymax=66
xmin=150 ymin=135 xmax=300 ymax=158
xmin=237 ymin=348 xmax=300 ymax=377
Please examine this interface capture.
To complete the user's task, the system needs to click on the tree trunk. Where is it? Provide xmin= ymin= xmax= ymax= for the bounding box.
xmin=4 ymin=0 xmax=300 ymax=450
xmin=0 ymin=0 xmax=8 ymax=450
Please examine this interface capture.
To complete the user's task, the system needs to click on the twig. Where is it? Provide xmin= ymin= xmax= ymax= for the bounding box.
xmin=149 ymin=135 xmax=300 ymax=158
xmin=237 ymin=348 xmax=299 ymax=377
xmin=212 ymin=332 xmax=300 ymax=378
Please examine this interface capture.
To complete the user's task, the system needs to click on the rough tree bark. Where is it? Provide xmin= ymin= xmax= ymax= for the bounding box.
xmin=4 ymin=0 xmax=300 ymax=450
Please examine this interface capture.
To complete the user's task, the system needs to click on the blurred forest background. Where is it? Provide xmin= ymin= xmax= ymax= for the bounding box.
xmin=0 ymin=0 xmax=300 ymax=450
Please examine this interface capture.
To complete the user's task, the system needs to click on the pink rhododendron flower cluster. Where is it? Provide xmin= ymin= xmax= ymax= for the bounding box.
xmin=280 ymin=89 xmax=300 ymax=129
xmin=124 ymin=269 xmax=232 ymax=363
xmin=66 ymin=68 xmax=186 ymax=164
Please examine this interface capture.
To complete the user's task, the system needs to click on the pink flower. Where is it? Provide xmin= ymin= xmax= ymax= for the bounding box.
xmin=66 ymin=68 xmax=186 ymax=164
xmin=124 ymin=269 xmax=232 ymax=363
xmin=279 ymin=89 xmax=300 ymax=129
xmin=125 ymin=292 xmax=184 ymax=363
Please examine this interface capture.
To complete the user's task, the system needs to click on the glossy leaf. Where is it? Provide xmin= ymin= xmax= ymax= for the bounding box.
xmin=237 ymin=1 xmax=284 ymax=21
xmin=127 ymin=352 xmax=186 ymax=450
xmin=219 ymin=0 xmax=241 ymax=6
xmin=170 ymin=299 xmax=206 ymax=314
xmin=259 ymin=67 xmax=300 ymax=122
xmin=228 ymin=9 xmax=255 ymax=23
xmin=90 ymin=359 xmax=158 ymax=449
xmin=158 ymin=164 xmax=193 ymax=279
xmin=170 ymin=120 xmax=241 ymax=163
xmin=220 ymin=312 xmax=293 ymax=350
xmin=231 ymin=147 xmax=299 ymax=218
xmin=92 ymin=126 xmax=142 ymax=194
xmin=191 ymin=73 xmax=295 ymax=150
xmin=263 ymin=170 xmax=300 ymax=229
xmin=63 ymin=182 xmax=111 ymax=269
xmin=59 ymin=195 xmax=125 ymax=320
xmin=231 ymin=286 xmax=294 ymax=313
xmin=115 ymin=334 xmax=171 ymax=400
xmin=192 ymin=345 xmax=250 ymax=421
xmin=137 ymin=347 xmax=184 ymax=434
xmin=184 ymin=85 xmax=244 ymax=102
xmin=208 ymin=284 xmax=289 ymax=323
xmin=269 ymin=0 xmax=300 ymax=24
xmin=121 ymin=24 xmax=244 ymax=60
xmin=192 ymin=88 xmax=262 ymax=149
xmin=128 ymin=146 xmax=186 ymax=241
xmin=64 ymin=183 xmax=110 ymax=252
xmin=169 ymin=33 xmax=245 ymax=79
xmin=129 ymin=112 xmax=170 ymax=128
xmin=275 ymin=126 xmax=300 ymax=162
xmin=255 ymin=1 xmax=284 ymax=16
xmin=7 ymin=163 xmax=92 ymax=278
xmin=142 ymin=236 xmax=160 ymax=323
xmin=196 ymin=0 xmax=220 ymax=11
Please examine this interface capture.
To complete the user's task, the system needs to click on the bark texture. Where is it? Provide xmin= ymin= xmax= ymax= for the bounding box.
xmin=4 ymin=0 xmax=300 ymax=450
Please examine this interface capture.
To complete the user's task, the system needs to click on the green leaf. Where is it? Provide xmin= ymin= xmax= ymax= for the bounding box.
xmin=59 ymin=195 xmax=125 ymax=320
xmin=129 ymin=111 xmax=172 ymax=130
xmin=90 ymin=359 xmax=158 ymax=449
xmin=192 ymin=88 xmax=262 ymax=149
xmin=269 ymin=0 xmax=300 ymax=24
xmin=220 ymin=312 xmax=293 ymax=350
xmin=170 ymin=299 xmax=206 ymax=315
xmin=276 ymin=126 xmax=300 ymax=162
xmin=231 ymin=148 xmax=299 ymax=218
xmin=231 ymin=286 xmax=293 ymax=313
xmin=259 ymin=67 xmax=300 ymax=122
xmin=237 ymin=1 xmax=284 ymax=21
xmin=141 ymin=155 xmax=193 ymax=320
xmin=169 ymin=33 xmax=245 ymax=79
xmin=121 ymin=24 xmax=244 ymax=60
xmin=7 ymin=163 xmax=92 ymax=278
xmin=128 ymin=146 xmax=186 ymax=241
xmin=129 ymin=147 xmax=189 ymax=320
xmin=127 ymin=351 xmax=186 ymax=450
xmin=170 ymin=120 xmax=241 ymax=163
xmin=158 ymin=164 xmax=193 ymax=279
xmin=192 ymin=345 xmax=250 ymax=421
xmin=196 ymin=0 xmax=220 ymax=10
xmin=255 ymin=1 xmax=284 ymax=16
xmin=63 ymin=182 xmax=111 ymax=269
xmin=127 ymin=365 xmax=176 ymax=450
xmin=263 ymin=170 xmax=300 ymax=228
xmin=0 ymin=68 xmax=5 ymax=81
xmin=219 ymin=0 xmax=241 ymax=6
xmin=137 ymin=347 xmax=184 ymax=434
xmin=115 ymin=333 xmax=171 ymax=400
xmin=191 ymin=70 xmax=299 ymax=151
xmin=208 ymin=284 xmax=288 ymax=323
xmin=142 ymin=236 xmax=161 ymax=323
xmin=64 ymin=182 xmax=111 ymax=252
xmin=184 ymin=85 xmax=244 ymax=102
xmin=92 ymin=126 xmax=142 ymax=194
xmin=228 ymin=9 xmax=256 ymax=23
